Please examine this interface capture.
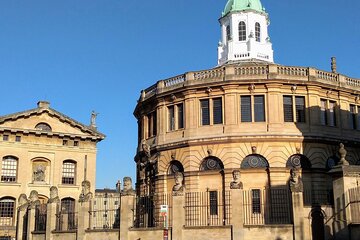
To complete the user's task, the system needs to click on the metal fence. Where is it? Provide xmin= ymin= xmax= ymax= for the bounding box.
xmin=349 ymin=187 xmax=360 ymax=224
xmin=303 ymin=189 xmax=333 ymax=206
xmin=243 ymin=187 xmax=292 ymax=225
xmin=134 ymin=193 xmax=172 ymax=228
xmin=185 ymin=191 xmax=231 ymax=226
xmin=55 ymin=212 xmax=78 ymax=231
xmin=89 ymin=209 xmax=120 ymax=229
xmin=34 ymin=204 xmax=47 ymax=232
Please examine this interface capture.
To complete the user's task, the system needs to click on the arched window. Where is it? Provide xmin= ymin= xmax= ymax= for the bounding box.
xmin=62 ymin=160 xmax=76 ymax=185
xmin=200 ymin=157 xmax=224 ymax=171
xmin=167 ymin=160 xmax=184 ymax=175
xmin=60 ymin=198 xmax=76 ymax=230
xmin=0 ymin=197 xmax=15 ymax=226
xmin=238 ymin=21 xmax=246 ymax=41
xmin=1 ymin=156 xmax=18 ymax=182
xmin=255 ymin=22 xmax=261 ymax=42
xmin=226 ymin=25 xmax=232 ymax=41
xmin=241 ymin=154 xmax=269 ymax=169
xmin=35 ymin=122 xmax=52 ymax=132
xmin=286 ymin=154 xmax=311 ymax=169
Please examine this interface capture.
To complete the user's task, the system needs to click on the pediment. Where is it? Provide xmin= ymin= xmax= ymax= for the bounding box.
xmin=0 ymin=107 xmax=104 ymax=140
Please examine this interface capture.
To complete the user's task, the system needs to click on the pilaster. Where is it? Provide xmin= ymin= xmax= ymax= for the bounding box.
xmin=171 ymin=194 xmax=185 ymax=240
xmin=230 ymin=189 xmax=244 ymax=240
xmin=120 ymin=194 xmax=136 ymax=240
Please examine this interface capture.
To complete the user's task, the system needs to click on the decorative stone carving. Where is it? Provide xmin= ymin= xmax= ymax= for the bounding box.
xmin=291 ymin=84 xmax=297 ymax=94
xmin=230 ymin=170 xmax=243 ymax=189
xmin=48 ymin=186 xmax=60 ymax=204
xmin=33 ymin=164 xmax=46 ymax=182
xmin=29 ymin=190 xmax=40 ymax=209
xmin=289 ymin=168 xmax=303 ymax=193
xmin=139 ymin=140 xmax=158 ymax=172
xmin=207 ymin=149 xmax=213 ymax=156
xmin=90 ymin=111 xmax=98 ymax=128
xmin=121 ymin=177 xmax=135 ymax=196
xmin=338 ymin=143 xmax=349 ymax=166
xmin=172 ymin=172 xmax=185 ymax=196
xmin=18 ymin=194 xmax=29 ymax=211
xmin=79 ymin=180 xmax=93 ymax=202
xmin=248 ymin=84 xmax=255 ymax=93
xmin=251 ymin=146 xmax=257 ymax=154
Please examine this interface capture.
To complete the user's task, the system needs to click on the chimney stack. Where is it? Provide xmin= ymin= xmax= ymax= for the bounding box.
xmin=331 ymin=57 xmax=337 ymax=73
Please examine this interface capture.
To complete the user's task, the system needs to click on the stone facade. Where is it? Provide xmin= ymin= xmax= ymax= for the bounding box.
xmin=0 ymin=101 xmax=104 ymax=239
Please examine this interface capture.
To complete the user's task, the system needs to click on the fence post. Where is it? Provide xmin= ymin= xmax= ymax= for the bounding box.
xmin=119 ymin=194 xmax=135 ymax=240
xmin=291 ymin=190 xmax=305 ymax=240
xmin=172 ymin=194 xmax=185 ymax=240
xmin=77 ymin=200 xmax=91 ymax=240
xmin=45 ymin=201 xmax=58 ymax=240
xmin=231 ymin=188 xmax=243 ymax=240
xmin=16 ymin=208 xmax=28 ymax=240
xmin=26 ymin=207 xmax=36 ymax=240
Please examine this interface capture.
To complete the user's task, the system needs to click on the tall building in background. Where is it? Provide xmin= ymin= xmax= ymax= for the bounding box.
xmin=0 ymin=101 xmax=104 ymax=239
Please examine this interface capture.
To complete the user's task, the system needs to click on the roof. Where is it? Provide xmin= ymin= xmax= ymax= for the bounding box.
xmin=222 ymin=0 xmax=265 ymax=17
xmin=0 ymin=101 xmax=105 ymax=140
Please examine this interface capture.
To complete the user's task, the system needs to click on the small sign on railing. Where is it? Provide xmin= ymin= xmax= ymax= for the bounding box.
xmin=160 ymin=205 xmax=168 ymax=228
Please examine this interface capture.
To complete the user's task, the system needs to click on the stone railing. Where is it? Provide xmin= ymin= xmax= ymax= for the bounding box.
xmin=141 ymin=64 xmax=360 ymax=101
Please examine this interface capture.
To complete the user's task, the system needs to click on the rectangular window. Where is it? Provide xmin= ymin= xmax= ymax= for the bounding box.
xmin=168 ymin=105 xmax=175 ymax=131
xmin=2 ymin=135 xmax=8 ymax=141
xmin=254 ymin=95 xmax=265 ymax=122
xmin=295 ymin=96 xmax=305 ymax=122
xmin=241 ymin=96 xmax=252 ymax=122
xmin=1 ymin=157 xmax=17 ymax=182
xmin=329 ymin=101 xmax=336 ymax=127
xmin=62 ymin=161 xmax=76 ymax=185
xmin=147 ymin=112 xmax=157 ymax=137
xmin=350 ymin=104 xmax=356 ymax=129
xmin=152 ymin=111 xmax=157 ymax=136
xmin=209 ymin=191 xmax=218 ymax=215
xmin=357 ymin=106 xmax=360 ymax=130
xmin=15 ymin=136 xmax=21 ymax=142
xmin=213 ymin=98 xmax=223 ymax=124
xmin=73 ymin=141 xmax=79 ymax=147
xmin=320 ymin=99 xmax=327 ymax=125
xmin=283 ymin=96 xmax=293 ymax=122
xmin=251 ymin=189 xmax=261 ymax=214
xmin=0 ymin=200 xmax=15 ymax=220
xmin=200 ymin=99 xmax=210 ymax=125
xmin=177 ymin=103 xmax=184 ymax=129
xmin=62 ymin=140 xmax=68 ymax=146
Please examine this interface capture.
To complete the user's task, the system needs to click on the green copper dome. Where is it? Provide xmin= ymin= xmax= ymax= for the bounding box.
xmin=222 ymin=0 xmax=265 ymax=17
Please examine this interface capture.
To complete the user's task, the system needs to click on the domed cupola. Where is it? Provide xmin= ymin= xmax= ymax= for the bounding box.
xmin=218 ymin=0 xmax=274 ymax=65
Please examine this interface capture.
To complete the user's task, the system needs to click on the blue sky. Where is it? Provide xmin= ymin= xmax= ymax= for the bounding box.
xmin=0 ymin=0 xmax=359 ymax=188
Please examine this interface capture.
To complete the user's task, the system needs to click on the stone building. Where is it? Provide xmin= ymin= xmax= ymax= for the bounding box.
xmin=0 ymin=101 xmax=104 ymax=239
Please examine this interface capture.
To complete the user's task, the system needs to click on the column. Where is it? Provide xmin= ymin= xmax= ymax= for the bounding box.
xmin=171 ymin=194 xmax=185 ymax=240
xmin=119 ymin=194 xmax=136 ymax=240
xmin=77 ymin=200 xmax=91 ymax=240
xmin=26 ymin=207 xmax=36 ymax=240
xmin=45 ymin=202 xmax=58 ymax=240
xmin=230 ymin=188 xmax=244 ymax=240
xmin=16 ymin=208 xmax=28 ymax=240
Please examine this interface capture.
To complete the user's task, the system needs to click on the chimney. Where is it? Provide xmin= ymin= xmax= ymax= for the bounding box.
xmin=37 ymin=101 xmax=50 ymax=109
xmin=331 ymin=57 xmax=337 ymax=73
xmin=116 ymin=180 xmax=121 ymax=193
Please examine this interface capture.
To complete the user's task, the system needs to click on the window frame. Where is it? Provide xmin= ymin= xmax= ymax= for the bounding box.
xmin=0 ymin=197 xmax=16 ymax=226
xmin=255 ymin=22 xmax=261 ymax=42
xmin=283 ymin=95 xmax=306 ymax=123
xmin=1 ymin=156 xmax=18 ymax=183
xmin=147 ymin=111 xmax=157 ymax=138
xmin=320 ymin=98 xmax=337 ymax=127
xmin=200 ymin=97 xmax=223 ymax=126
xmin=238 ymin=21 xmax=246 ymax=41
xmin=240 ymin=95 xmax=266 ymax=123
xmin=349 ymin=104 xmax=360 ymax=130
xmin=167 ymin=102 xmax=185 ymax=132
xmin=226 ymin=25 xmax=232 ymax=41
xmin=251 ymin=189 xmax=261 ymax=214
xmin=61 ymin=160 xmax=76 ymax=185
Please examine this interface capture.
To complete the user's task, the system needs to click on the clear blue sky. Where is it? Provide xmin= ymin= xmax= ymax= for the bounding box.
xmin=0 ymin=0 xmax=359 ymax=188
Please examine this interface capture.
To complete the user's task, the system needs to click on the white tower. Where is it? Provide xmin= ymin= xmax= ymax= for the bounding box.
xmin=217 ymin=0 xmax=274 ymax=65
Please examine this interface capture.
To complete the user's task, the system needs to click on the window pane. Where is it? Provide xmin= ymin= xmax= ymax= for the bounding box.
xmin=209 ymin=191 xmax=218 ymax=215
xmin=295 ymin=96 xmax=305 ymax=122
xmin=177 ymin=103 xmax=184 ymax=129
xmin=357 ymin=106 xmax=360 ymax=130
xmin=350 ymin=105 xmax=356 ymax=129
xmin=252 ymin=189 xmax=261 ymax=214
xmin=241 ymin=96 xmax=252 ymax=122
xmin=62 ymin=161 xmax=75 ymax=184
xmin=226 ymin=25 xmax=232 ymax=41
xmin=283 ymin=96 xmax=293 ymax=122
xmin=201 ymin=100 xmax=210 ymax=125
xmin=152 ymin=112 xmax=157 ymax=136
xmin=213 ymin=98 xmax=223 ymax=124
xmin=255 ymin=22 xmax=261 ymax=42
xmin=329 ymin=101 xmax=336 ymax=127
xmin=168 ymin=106 xmax=175 ymax=131
xmin=1 ymin=157 xmax=17 ymax=182
xmin=238 ymin=21 xmax=246 ymax=41
xmin=254 ymin=95 xmax=265 ymax=122
xmin=320 ymin=99 xmax=327 ymax=125
xmin=0 ymin=198 xmax=15 ymax=226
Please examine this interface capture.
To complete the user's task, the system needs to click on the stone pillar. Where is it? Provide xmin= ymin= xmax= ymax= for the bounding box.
xmin=27 ymin=207 xmax=36 ymax=240
xmin=16 ymin=208 xmax=28 ymax=240
xmin=119 ymin=194 xmax=136 ymax=240
xmin=329 ymin=165 xmax=360 ymax=240
xmin=77 ymin=200 xmax=91 ymax=240
xmin=45 ymin=202 xmax=58 ymax=240
xmin=230 ymin=188 xmax=244 ymax=240
xmin=171 ymin=194 xmax=185 ymax=240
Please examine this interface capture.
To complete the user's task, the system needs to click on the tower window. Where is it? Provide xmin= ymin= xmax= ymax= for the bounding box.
xmin=238 ymin=21 xmax=246 ymax=41
xmin=255 ymin=22 xmax=261 ymax=42
xmin=226 ymin=25 xmax=232 ymax=41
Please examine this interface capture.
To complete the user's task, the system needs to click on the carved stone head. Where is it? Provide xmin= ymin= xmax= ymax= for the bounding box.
xmin=123 ymin=177 xmax=133 ymax=191
xmin=81 ymin=180 xmax=91 ymax=195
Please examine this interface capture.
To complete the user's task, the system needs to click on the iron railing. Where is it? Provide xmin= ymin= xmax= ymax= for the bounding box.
xmin=303 ymin=189 xmax=334 ymax=206
xmin=89 ymin=209 xmax=120 ymax=229
xmin=243 ymin=187 xmax=292 ymax=225
xmin=185 ymin=191 xmax=231 ymax=227
xmin=34 ymin=204 xmax=47 ymax=232
xmin=133 ymin=193 xmax=172 ymax=228
xmin=55 ymin=212 xmax=78 ymax=231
